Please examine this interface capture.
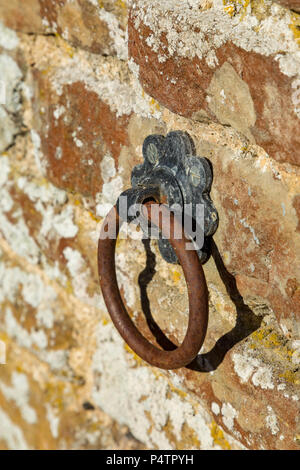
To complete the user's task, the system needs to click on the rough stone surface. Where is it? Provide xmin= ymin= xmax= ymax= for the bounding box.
xmin=0 ymin=0 xmax=299 ymax=451
xmin=276 ymin=0 xmax=300 ymax=12
xmin=0 ymin=0 xmax=128 ymax=57
xmin=0 ymin=45 xmax=23 ymax=152
xmin=33 ymin=72 xmax=131 ymax=197
xmin=128 ymin=0 xmax=300 ymax=166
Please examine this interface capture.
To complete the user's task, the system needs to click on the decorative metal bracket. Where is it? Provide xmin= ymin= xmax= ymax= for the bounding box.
xmin=117 ymin=130 xmax=219 ymax=264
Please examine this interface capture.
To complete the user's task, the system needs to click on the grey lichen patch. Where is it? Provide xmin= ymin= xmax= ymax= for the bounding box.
xmin=96 ymin=154 xmax=124 ymax=217
xmin=63 ymin=245 xmax=103 ymax=308
xmin=89 ymin=0 xmax=128 ymax=60
xmin=0 ymin=372 xmax=37 ymax=424
xmin=92 ymin=321 xmax=245 ymax=450
xmin=0 ymin=153 xmax=79 ymax=268
xmin=131 ymin=0 xmax=299 ymax=67
xmin=0 ymin=21 xmax=19 ymax=50
xmin=0 ymin=53 xmax=23 ymax=152
xmin=0 ymin=250 xmax=70 ymax=373
xmin=0 ymin=157 xmax=41 ymax=265
xmin=0 ymin=408 xmax=29 ymax=450
xmin=207 ymin=62 xmax=256 ymax=142
xmin=19 ymin=32 xmax=162 ymax=120
xmin=51 ymin=54 xmax=162 ymax=119
xmin=130 ymin=0 xmax=300 ymax=114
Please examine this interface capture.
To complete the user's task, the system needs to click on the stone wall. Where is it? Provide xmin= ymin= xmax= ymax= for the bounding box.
xmin=0 ymin=0 xmax=299 ymax=450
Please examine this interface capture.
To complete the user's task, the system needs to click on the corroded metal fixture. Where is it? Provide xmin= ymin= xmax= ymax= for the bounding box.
xmin=97 ymin=131 xmax=218 ymax=369
xmin=98 ymin=202 xmax=208 ymax=369
xmin=120 ymin=130 xmax=218 ymax=263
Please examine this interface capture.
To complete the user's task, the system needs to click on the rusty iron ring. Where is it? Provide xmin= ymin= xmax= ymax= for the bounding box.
xmin=97 ymin=201 xmax=209 ymax=369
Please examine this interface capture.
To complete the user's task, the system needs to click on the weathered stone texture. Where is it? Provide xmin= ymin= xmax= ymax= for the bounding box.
xmin=0 ymin=0 xmax=128 ymax=57
xmin=33 ymin=73 xmax=131 ymax=197
xmin=128 ymin=1 xmax=300 ymax=166
xmin=0 ymin=32 xmax=24 ymax=152
xmin=276 ymin=0 xmax=300 ymax=12
xmin=0 ymin=334 xmax=146 ymax=449
xmin=0 ymin=0 xmax=299 ymax=451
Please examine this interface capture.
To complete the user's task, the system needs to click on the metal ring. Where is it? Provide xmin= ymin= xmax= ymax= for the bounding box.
xmin=97 ymin=202 xmax=208 ymax=369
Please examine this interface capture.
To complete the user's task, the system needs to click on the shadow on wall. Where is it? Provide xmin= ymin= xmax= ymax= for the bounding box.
xmin=138 ymin=238 xmax=262 ymax=373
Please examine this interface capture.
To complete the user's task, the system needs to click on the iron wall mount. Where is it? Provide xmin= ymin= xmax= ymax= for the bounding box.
xmin=116 ymin=130 xmax=219 ymax=263
xmin=98 ymin=130 xmax=219 ymax=369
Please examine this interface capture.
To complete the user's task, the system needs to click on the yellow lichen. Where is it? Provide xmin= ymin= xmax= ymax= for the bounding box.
xmin=249 ymin=327 xmax=297 ymax=364
xmin=115 ymin=0 xmax=127 ymax=9
xmin=180 ymin=423 xmax=201 ymax=449
xmin=144 ymin=409 xmax=155 ymax=436
xmin=210 ymin=421 xmax=231 ymax=450
xmin=65 ymin=279 xmax=73 ymax=295
xmin=222 ymin=0 xmax=273 ymax=23
xmin=223 ymin=0 xmax=250 ymax=19
xmin=101 ymin=317 xmax=110 ymax=326
xmin=88 ymin=211 xmax=101 ymax=223
xmin=115 ymin=238 xmax=124 ymax=249
xmin=162 ymin=418 xmax=201 ymax=450
xmin=250 ymin=0 xmax=269 ymax=22
xmin=0 ymin=332 xmax=8 ymax=364
xmin=168 ymin=382 xmax=187 ymax=400
xmin=54 ymin=33 xmax=74 ymax=58
xmin=0 ymin=331 xmax=8 ymax=343
xmin=149 ymin=97 xmax=160 ymax=114
xmin=289 ymin=13 xmax=300 ymax=46
xmin=251 ymin=329 xmax=281 ymax=347
xmin=124 ymin=343 xmax=145 ymax=367
xmin=44 ymin=382 xmax=67 ymax=411
xmin=172 ymin=270 xmax=181 ymax=284
xmin=279 ymin=370 xmax=300 ymax=385
xmin=224 ymin=4 xmax=236 ymax=17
